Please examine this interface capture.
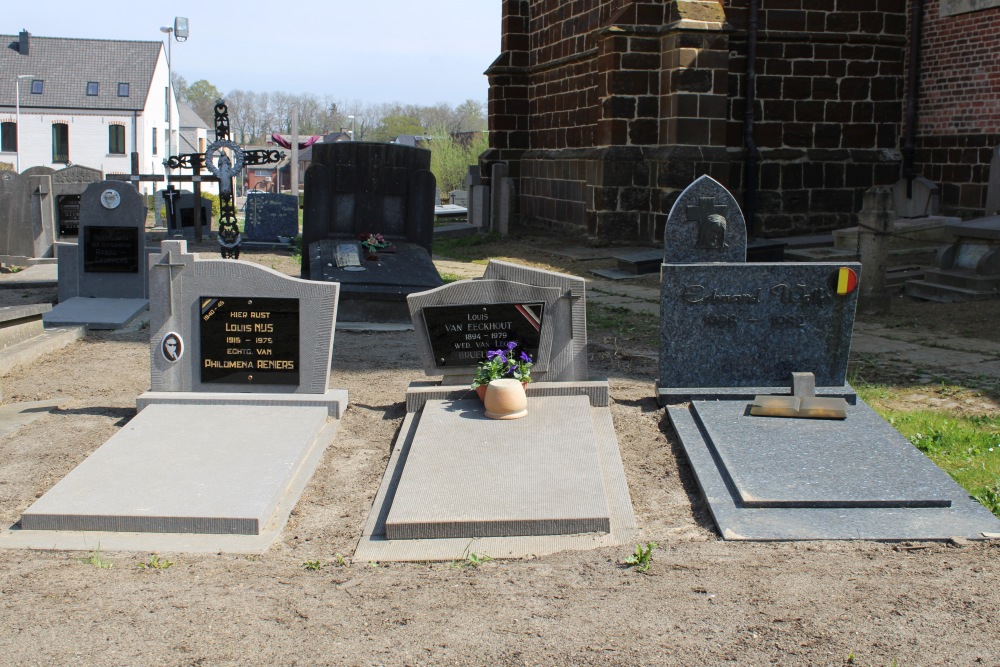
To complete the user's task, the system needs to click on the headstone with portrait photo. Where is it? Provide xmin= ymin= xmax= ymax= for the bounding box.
xmin=43 ymin=180 xmax=150 ymax=329
xmin=18 ymin=239 xmax=349 ymax=549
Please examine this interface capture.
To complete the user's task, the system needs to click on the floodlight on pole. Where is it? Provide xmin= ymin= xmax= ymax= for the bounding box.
xmin=15 ymin=74 xmax=34 ymax=173
xmin=160 ymin=17 xmax=188 ymax=178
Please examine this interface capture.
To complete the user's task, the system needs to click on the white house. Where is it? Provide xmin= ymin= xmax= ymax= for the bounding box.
xmin=0 ymin=30 xmax=177 ymax=195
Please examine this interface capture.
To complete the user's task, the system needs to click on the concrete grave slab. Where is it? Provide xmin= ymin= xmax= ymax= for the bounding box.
xmin=385 ymin=395 xmax=610 ymax=539
xmin=354 ymin=384 xmax=637 ymax=562
xmin=20 ymin=404 xmax=330 ymax=535
xmin=43 ymin=297 xmax=148 ymax=330
xmin=692 ymin=400 xmax=953 ymax=508
xmin=667 ymin=399 xmax=1000 ymax=540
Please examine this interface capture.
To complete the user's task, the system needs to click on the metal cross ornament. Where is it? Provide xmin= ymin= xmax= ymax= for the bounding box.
xmin=165 ymin=100 xmax=284 ymax=259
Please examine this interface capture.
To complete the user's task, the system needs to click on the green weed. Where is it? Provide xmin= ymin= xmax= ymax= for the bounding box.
xmin=81 ymin=544 xmax=113 ymax=569
xmin=455 ymin=552 xmax=494 ymax=569
xmin=333 ymin=553 xmax=349 ymax=567
xmin=303 ymin=560 xmax=323 ymax=571
xmin=137 ymin=554 xmax=174 ymax=570
xmin=624 ymin=541 xmax=658 ymax=573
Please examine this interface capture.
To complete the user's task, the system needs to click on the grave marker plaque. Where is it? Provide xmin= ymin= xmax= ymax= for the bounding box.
xmin=421 ymin=302 xmax=544 ymax=367
xmin=57 ymin=195 xmax=81 ymax=235
xmin=199 ymin=296 xmax=300 ymax=386
xmin=83 ymin=226 xmax=139 ymax=273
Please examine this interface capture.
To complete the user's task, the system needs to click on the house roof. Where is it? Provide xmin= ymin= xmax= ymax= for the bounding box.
xmin=0 ymin=32 xmax=162 ymax=111
xmin=178 ymin=102 xmax=209 ymax=129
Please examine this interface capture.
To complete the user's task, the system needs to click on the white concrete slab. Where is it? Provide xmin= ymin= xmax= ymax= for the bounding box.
xmin=20 ymin=403 xmax=329 ymax=535
xmin=43 ymin=297 xmax=148 ymax=330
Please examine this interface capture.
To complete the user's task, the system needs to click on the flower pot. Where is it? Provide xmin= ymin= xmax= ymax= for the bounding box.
xmin=475 ymin=382 xmax=528 ymax=403
xmin=482 ymin=378 xmax=528 ymax=420
xmin=365 ymin=250 xmax=379 ymax=261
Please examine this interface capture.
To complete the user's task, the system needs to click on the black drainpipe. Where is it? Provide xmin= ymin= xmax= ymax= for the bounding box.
xmin=903 ymin=0 xmax=924 ymax=198
xmin=743 ymin=0 xmax=760 ymax=239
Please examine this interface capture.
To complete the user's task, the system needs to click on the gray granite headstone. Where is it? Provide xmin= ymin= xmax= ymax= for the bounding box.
xmin=74 ymin=181 xmax=147 ymax=299
xmin=893 ymin=175 xmax=940 ymax=218
xmin=244 ymin=192 xmax=299 ymax=241
xmin=148 ymin=240 xmax=339 ymax=394
xmin=449 ymin=190 xmax=468 ymax=207
xmin=0 ymin=171 xmax=34 ymax=259
xmin=27 ymin=172 xmax=55 ymax=258
xmin=408 ymin=260 xmax=588 ymax=383
xmin=663 ymin=174 xmax=747 ymax=263
xmin=173 ymin=192 xmax=212 ymax=237
xmin=986 ymin=146 xmax=1000 ymax=216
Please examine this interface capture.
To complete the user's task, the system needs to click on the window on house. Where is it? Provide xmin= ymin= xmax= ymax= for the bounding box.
xmin=31 ymin=80 xmax=44 ymax=95
xmin=152 ymin=128 xmax=158 ymax=156
xmin=1 ymin=122 xmax=15 ymax=152
xmin=52 ymin=123 xmax=69 ymax=163
xmin=87 ymin=82 xmax=99 ymax=96
xmin=117 ymin=82 xmax=130 ymax=97
xmin=198 ymin=137 xmax=206 ymax=153
xmin=108 ymin=125 xmax=125 ymax=155
xmin=164 ymin=129 xmax=170 ymax=157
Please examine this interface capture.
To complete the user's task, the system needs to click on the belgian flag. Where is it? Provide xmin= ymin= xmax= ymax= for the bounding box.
xmin=830 ymin=267 xmax=858 ymax=295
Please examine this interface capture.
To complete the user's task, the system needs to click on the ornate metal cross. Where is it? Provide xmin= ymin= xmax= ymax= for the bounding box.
xmin=165 ymin=100 xmax=284 ymax=259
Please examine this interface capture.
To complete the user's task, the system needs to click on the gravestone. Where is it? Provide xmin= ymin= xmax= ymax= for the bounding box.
xmin=44 ymin=181 xmax=149 ymax=329
xmin=893 ymin=174 xmax=940 ymax=218
xmin=17 ymin=239 xmax=348 ymax=551
xmin=243 ymin=192 xmax=299 ymax=241
xmin=408 ymin=260 xmax=587 ymax=385
xmin=659 ymin=176 xmax=1000 ymax=541
xmin=985 ymin=146 xmax=1000 ymax=216
xmin=173 ymin=191 xmax=212 ymax=238
xmin=355 ymin=259 xmax=636 ymax=562
xmin=449 ymin=190 xmax=468 ymax=207
xmin=0 ymin=171 xmax=35 ymax=260
xmin=302 ymin=142 xmax=442 ymax=321
xmin=51 ymin=165 xmax=103 ymax=236
xmin=905 ymin=215 xmax=1000 ymax=301
xmin=663 ymin=174 xmax=747 ymax=264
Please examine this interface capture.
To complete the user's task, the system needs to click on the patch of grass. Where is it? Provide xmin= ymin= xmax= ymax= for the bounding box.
xmin=81 ymin=544 xmax=113 ymax=569
xmin=454 ymin=552 xmax=494 ymax=569
xmin=623 ymin=541 xmax=658 ymax=573
xmin=587 ymin=305 xmax=659 ymax=341
xmin=433 ymin=232 xmax=504 ymax=262
xmin=137 ymin=554 xmax=174 ymax=570
xmin=439 ymin=272 xmax=464 ymax=284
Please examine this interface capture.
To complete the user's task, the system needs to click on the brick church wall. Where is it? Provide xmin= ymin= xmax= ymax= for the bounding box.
xmin=914 ymin=0 xmax=1000 ymax=216
xmin=484 ymin=1 xmax=933 ymax=243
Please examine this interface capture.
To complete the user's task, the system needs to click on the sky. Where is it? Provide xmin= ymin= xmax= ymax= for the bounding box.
xmin=6 ymin=1 xmax=502 ymax=107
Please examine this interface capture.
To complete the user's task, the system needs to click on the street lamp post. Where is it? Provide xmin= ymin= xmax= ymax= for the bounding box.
xmin=348 ymin=115 xmax=356 ymax=140
xmin=159 ymin=18 xmax=188 ymax=179
xmin=15 ymin=74 xmax=34 ymax=173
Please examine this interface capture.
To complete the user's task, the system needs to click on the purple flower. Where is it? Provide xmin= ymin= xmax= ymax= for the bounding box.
xmin=487 ymin=350 xmax=501 ymax=360
xmin=520 ymin=351 xmax=531 ymax=363
xmin=506 ymin=341 xmax=518 ymax=351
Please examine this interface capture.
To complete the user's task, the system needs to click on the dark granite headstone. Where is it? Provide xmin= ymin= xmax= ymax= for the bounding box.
xmin=244 ymin=192 xmax=299 ymax=241
xmin=421 ymin=302 xmax=545 ymax=368
xmin=302 ymin=142 xmax=441 ymax=321
xmin=660 ymin=263 xmax=860 ymax=389
xmin=51 ymin=165 xmax=103 ymax=236
xmin=663 ymin=174 xmax=747 ymax=264
xmin=174 ymin=192 xmax=212 ymax=237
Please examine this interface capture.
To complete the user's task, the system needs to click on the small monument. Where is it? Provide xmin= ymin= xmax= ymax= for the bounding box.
xmin=243 ymin=192 xmax=298 ymax=242
xmin=658 ymin=176 xmax=1000 ymax=541
xmin=15 ymin=239 xmax=348 ymax=552
xmin=354 ymin=260 xmax=636 ymax=562
xmin=44 ymin=181 xmax=149 ymax=329
xmin=301 ymin=142 xmax=442 ymax=322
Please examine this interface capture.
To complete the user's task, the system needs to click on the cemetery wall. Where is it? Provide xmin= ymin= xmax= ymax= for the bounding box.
xmin=913 ymin=0 xmax=1000 ymax=217
xmin=485 ymin=1 xmax=916 ymax=242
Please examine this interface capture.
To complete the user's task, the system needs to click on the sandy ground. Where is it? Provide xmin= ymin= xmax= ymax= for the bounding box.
xmin=0 ymin=245 xmax=998 ymax=666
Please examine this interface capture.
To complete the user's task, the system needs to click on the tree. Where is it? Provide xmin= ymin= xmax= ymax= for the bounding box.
xmin=371 ymin=113 xmax=425 ymax=143
xmin=427 ymin=126 xmax=489 ymax=193
xmin=184 ymin=79 xmax=223 ymax=126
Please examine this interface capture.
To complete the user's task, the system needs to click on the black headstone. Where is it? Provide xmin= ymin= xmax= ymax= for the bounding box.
xmin=199 ymin=296 xmax=300 ymax=386
xmin=421 ymin=302 xmax=545 ymax=367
